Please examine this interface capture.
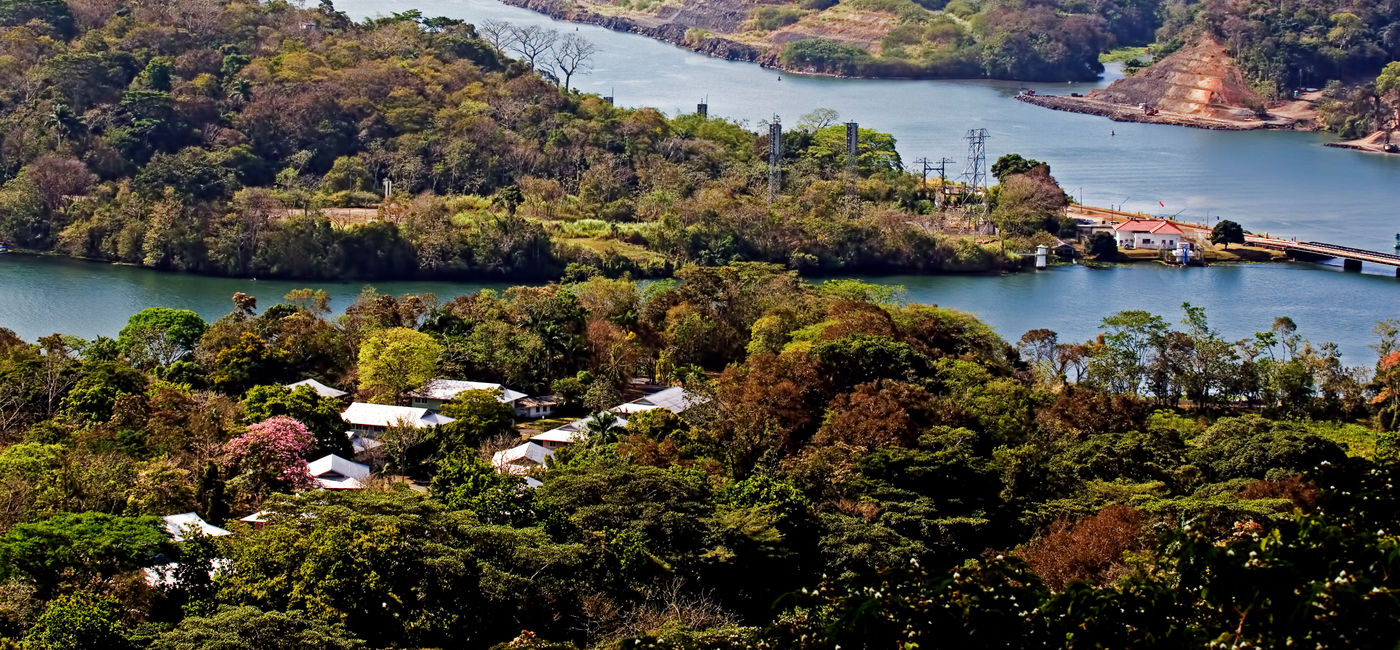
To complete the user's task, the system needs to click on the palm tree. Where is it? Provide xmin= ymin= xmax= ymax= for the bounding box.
xmin=46 ymin=103 xmax=80 ymax=147
xmin=580 ymin=411 xmax=621 ymax=449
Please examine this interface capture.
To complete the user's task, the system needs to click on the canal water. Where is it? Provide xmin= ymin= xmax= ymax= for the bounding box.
xmin=1 ymin=254 xmax=1393 ymax=363
xmin=336 ymin=0 xmax=1400 ymax=251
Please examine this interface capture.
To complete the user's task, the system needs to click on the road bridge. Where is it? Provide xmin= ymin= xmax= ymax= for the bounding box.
xmin=1244 ymin=236 xmax=1400 ymax=274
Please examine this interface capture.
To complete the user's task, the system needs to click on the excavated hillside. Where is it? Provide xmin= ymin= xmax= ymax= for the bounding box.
xmin=1020 ymin=38 xmax=1317 ymax=130
xmin=1087 ymin=38 xmax=1262 ymax=120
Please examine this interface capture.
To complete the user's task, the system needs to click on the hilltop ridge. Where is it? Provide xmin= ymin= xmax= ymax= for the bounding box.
xmin=1087 ymin=39 xmax=1263 ymax=121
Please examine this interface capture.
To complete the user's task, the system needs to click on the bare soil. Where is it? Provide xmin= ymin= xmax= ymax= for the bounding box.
xmin=1020 ymin=39 xmax=1319 ymax=131
xmin=1326 ymin=129 xmax=1400 ymax=155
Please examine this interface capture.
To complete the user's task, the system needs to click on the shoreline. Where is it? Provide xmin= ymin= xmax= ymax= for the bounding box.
xmin=1015 ymin=94 xmax=1307 ymax=132
xmin=1323 ymin=130 xmax=1400 ymax=156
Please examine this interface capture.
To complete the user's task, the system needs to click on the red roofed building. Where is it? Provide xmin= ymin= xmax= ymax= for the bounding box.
xmin=1113 ymin=219 xmax=1184 ymax=250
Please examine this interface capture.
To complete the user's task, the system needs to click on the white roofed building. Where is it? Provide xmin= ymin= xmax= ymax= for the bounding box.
xmin=341 ymin=402 xmax=455 ymax=436
xmin=163 ymin=513 xmax=231 ymax=542
xmin=611 ymin=387 xmax=707 ymax=415
xmin=307 ymin=454 xmax=371 ymax=490
xmin=408 ymin=379 xmax=528 ymax=412
xmin=492 ymin=441 xmax=553 ymax=475
xmin=529 ymin=413 xmax=628 ymax=451
xmin=285 ymin=378 xmax=349 ymax=399
xmin=515 ymin=395 xmax=559 ymax=419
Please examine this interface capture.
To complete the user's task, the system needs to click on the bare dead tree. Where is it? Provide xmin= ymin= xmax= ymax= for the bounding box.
xmin=551 ymin=33 xmax=598 ymax=91
xmin=478 ymin=18 xmax=516 ymax=51
xmin=510 ymin=24 xmax=558 ymax=70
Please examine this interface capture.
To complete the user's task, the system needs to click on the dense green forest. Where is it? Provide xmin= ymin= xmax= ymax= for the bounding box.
xmin=769 ymin=0 xmax=1139 ymax=81
xmin=1 ymin=264 xmax=1399 ymax=647
xmin=0 ymin=0 xmax=1060 ymax=281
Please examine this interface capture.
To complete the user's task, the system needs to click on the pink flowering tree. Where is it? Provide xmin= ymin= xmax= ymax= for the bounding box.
xmin=223 ymin=416 xmax=317 ymax=503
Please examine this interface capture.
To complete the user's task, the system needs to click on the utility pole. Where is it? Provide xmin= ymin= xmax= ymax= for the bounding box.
xmin=845 ymin=121 xmax=859 ymax=218
xmin=931 ymin=157 xmax=953 ymax=207
xmin=768 ymin=116 xmax=782 ymax=204
xmin=913 ymin=157 xmax=931 ymax=185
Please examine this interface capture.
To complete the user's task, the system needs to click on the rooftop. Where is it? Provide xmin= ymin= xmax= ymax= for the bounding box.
xmin=493 ymin=442 xmax=553 ymax=472
xmin=286 ymin=378 xmax=348 ymax=399
xmin=341 ymin=402 xmax=456 ymax=429
xmin=1113 ymin=219 xmax=1184 ymax=235
xmin=163 ymin=512 xmax=231 ymax=541
xmin=308 ymin=454 xmax=371 ymax=489
xmin=611 ymin=386 xmax=707 ymax=415
xmin=531 ymin=413 xmax=629 ymax=444
xmin=518 ymin=395 xmax=560 ymax=408
xmin=408 ymin=379 xmax=528 ymax=403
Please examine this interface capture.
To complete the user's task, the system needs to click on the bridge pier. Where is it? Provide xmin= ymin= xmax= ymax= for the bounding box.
xmin=1343 ymin=259 xmax=1362 ymax=272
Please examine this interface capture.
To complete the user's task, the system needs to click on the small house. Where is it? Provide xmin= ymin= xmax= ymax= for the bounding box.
xmin=341 ymin=402 xmax=456 ymax=437
xmin=1073 ymin=219 xmax=1116 ymax=242
xmin=515 ymin=395 xmax=559 ymax=419
xmin=1113 ymin=220 xmax=1184 ymax=250
xmin=307 ymin=454 xmax=371 ymax=490
xmin=407 ymin=379 xmax=528 ymax=412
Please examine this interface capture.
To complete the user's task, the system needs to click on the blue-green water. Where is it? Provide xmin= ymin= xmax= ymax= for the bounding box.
xmin=0 ymin=255 xmax=511 ymax=341
xmin=1 ymin=255 xmax=1394 ymax=363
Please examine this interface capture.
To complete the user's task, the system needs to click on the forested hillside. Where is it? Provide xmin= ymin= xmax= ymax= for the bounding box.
xmin=0 ymin=0 xmax=1046 ymax=280
xmin=1 ymin=266 xmax=1400 ymax=647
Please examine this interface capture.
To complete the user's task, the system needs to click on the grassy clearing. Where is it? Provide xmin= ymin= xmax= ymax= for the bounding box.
xmin=1101 ymin=45 xmax=1151 ymax=64
xmin=1308 ymin=421 xmax=1383 ymax=458
xmin=559 ymin=237 xmax=670 ymax=264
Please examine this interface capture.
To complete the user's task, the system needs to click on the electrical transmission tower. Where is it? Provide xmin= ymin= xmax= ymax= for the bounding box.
xmin=768 ymin=117 xmax=782 ymax=204
xmin=963 ymin=128 xmax=989 ymax=224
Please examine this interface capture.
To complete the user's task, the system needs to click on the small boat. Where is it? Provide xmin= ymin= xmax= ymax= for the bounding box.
xmin=0 ymin=242 xmax=9 ymax=254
